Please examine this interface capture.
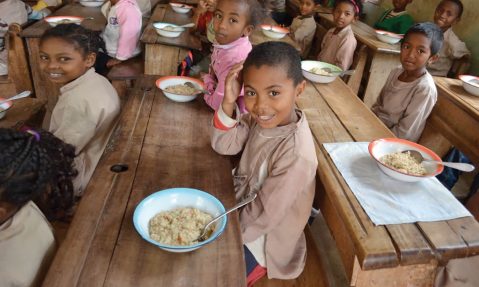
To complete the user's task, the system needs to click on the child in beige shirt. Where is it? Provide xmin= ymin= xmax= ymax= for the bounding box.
xmin=372 ymin=22 xmax=443 ymax=142
xmin=211 ymin=42 xmax=317 ymax=284
xmin=289 ymin=0 xmax=317 ymax=58
xmin=317 ymin=0 xmax=360 ymax=70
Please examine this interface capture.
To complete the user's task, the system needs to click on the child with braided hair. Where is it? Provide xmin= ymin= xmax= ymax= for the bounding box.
xmin=0 ymin=128 xmax=77 ymax=286
xmin=39 ymin=24 xmax=120 ymax=196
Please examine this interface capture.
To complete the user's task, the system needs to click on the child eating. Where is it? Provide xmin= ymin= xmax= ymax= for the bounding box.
xmin=39 ymin=24 xmax=120 ymax=196
xmin=374 ymin=0 xmax=414 ymax=35
xmin=317 ymin=0 xmax=361 ymax=70
xmin=211 ymin=42 xmax=318 ymax=285
xmin=289 ymin=0 xmax=317 ymax=59
xmin=428 ymin=0 xmax=470 ymax=77
xmin=372 ymin=22 xmax=443 ymax=142
xmin=202 ymin=0 xmax=268 ymax=113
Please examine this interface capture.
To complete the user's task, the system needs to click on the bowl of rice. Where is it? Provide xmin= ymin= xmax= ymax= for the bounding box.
xmin=459 ymin=75 xmax=479 ymax=97
xmin=156 ymin=76 xmax=204 ymax=102
xmin=44 ymin=16 xmax=84 ymax=27
xmin=79 ymin=0 xmax=104 ymax=7
xmin=301 ymin=60 xmax=342 ymax=84
xmin=375 ymin=30 xmax=403 ymax=44
xmin=133 ymin=188 xmax=227 ymax=253
xmin=153 ymin=22 xmax=185 ymax=38
xmin=169 ymin=2 xmax=193 ymax=14
xmin=368 ymin=138 xmax=444 ymax=182
xmin=260 ymin=25 xmax=289 ymax=39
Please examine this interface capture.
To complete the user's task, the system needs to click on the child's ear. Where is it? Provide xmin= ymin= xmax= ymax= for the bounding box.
xmin=295 ymin=80 xmax=307 ymax=100
xmin=85 ymin=52 xmax=97 ymax=68
xmin=242 ymin=25 xmax=254 ymax=37
xmin=428 ymin=54 xmax=439 ymax=65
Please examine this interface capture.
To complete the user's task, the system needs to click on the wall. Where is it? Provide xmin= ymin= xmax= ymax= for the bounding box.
xmin=363 ymin=0 xmax=479 ymax=75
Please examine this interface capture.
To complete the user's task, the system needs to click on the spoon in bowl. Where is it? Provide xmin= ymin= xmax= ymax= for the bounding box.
xmin=194 ymin=193 xmax=257 ymax=242
xmin=0 ymin=91 xmax=31 ymax=105
xmin=185 ymin=81 xmax=210 ymax=95
xmin=159 ymin=23 xmax=195 ymax=31
xmin=319 ymin=67 xmax=354 ymax=76
xmin=402 ymin=150 xmax=475 ymax=172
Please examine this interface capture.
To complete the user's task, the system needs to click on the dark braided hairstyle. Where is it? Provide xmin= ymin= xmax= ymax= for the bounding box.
xmin=0 ymin=128 xmax=77 ymax=220
xmin=40 ymin=23 xmax=105 ymax=57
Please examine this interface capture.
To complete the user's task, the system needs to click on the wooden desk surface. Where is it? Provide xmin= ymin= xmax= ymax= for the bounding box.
xmin=43 ymin=77 xmax=245 ymax=287
xmin=297 ymin=78 xmax=479 ymax=283
xmin=21 ymin=3 xmax=106 ymax=38
xmin=434 ymin=77 xmax=479 ymax=120
xmin=0 ymin=98 xmax=45 ymax=128
xmin=141 ymin=4 xmax=202 ymax=50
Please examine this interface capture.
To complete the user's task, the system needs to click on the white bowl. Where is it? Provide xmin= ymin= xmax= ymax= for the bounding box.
xmin=301 ymin=60 xmax=342 ymax=83
xmin=79 ymin=0 xmax=104 ymax=7
xmin=44 ymin=16 xmax=84 ymax=27
xmin=169 ymin=2 xmax=193 ymax=14
xmin=375 ymin=30 xmax=403 ymax=44
xmin=153 ymin=22 xmax=184 ymax=38
xmin=368 ymin=138 xmax=444 ymax=182
xmin=459 ymin=75 xmax=479 ymax=96
xmin=0 ymin=98 xmax=13 ymax=120
xmin=260 ymin=24 xmax=289 ymax=39
xmin=156 ymin=76 xmax=204 ymax=102
xmin=133 ymin=188 xmax=227 ymax=253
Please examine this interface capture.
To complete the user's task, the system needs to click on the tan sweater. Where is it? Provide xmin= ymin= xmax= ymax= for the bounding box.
xmin=49 ymin=68 xmax=120 ymax=196
xmin=211 ymin=109 xmax=317 ymax=279
xmin=290 ymin=15 xmax=316 ymax=59
xmin=318 ymin=25 xmax=357 ymax=71
xmin=427 ymin=28 xmax=470 ymax=77
xmin=372 ymin=67 xmax=437 ymax=142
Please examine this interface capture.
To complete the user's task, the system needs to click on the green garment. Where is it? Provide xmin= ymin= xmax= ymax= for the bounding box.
xmin=374 ymin=9 xmax=414 ymax=35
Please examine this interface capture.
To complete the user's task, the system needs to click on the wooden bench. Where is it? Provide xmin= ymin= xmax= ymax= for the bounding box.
xmin=106 ymin=56 xmax=144 ymax=104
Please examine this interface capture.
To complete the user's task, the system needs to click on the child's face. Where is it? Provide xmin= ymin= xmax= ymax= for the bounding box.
xmin=400 ymin=33 xmax=433 ymax=74
xmin=213 ymin=0 xmax=253 ymax=45
xmin=392 ymin=0 xmax=412 ymax=12
xmin=434 ymin=1 xmax=460 ymax=30
xmin=333 ymin=2 xmax=356 ymax=29
xmin=243 ymin=65 xmax=305 ymax=129
xmin=299 ymin=0 xmax=316 ymax=16
xmin=39 ymin=37 xmax=95 ymax=84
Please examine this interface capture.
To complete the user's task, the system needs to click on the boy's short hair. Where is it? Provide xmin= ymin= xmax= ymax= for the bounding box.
xmin=243 ymin=42 xmax=303 ymax=86
xmin=440 ymin=0 xmax=464 ymax=18
xmin=403 ymin=22 xmax=444 ymax=55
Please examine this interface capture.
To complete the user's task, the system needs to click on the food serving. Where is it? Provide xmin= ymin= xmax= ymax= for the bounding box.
xmin=309 ymin=67 xmax=333 ymax=76
xmin=164 ymin=84 xmax=198 ymax=95
xmin=380 ymin=151 xmax=427 ymax=176
xmin=148 ymin=207 xmax=214 ymax=246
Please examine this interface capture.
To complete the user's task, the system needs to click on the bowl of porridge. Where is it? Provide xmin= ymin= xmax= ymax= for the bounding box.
xmin=301 ymin=60 xmax=342 ymax=83
xmin=133 ymin=188 xmax=227 ymax=252
xmin=44 ymin=16 xmax=84 ymax=27
xmin=368 ymin=138 xmax=444 ymax=182
xmin=156 ymin=76 xmax=205 ymax=102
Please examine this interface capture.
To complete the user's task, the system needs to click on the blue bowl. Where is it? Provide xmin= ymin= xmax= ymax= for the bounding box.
xmin=133 ymin=188 xmax=227 ymax=252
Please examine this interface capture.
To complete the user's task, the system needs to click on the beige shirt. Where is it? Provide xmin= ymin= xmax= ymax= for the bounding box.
xmin=427 ymin=28 xmax=470 ymax=77
xmin=318 ymin=25 xmax=356 ymax=71
xmin=49 ymin=68 xmax=120 ymax=196
xmin=0 ymin=201 xmax=56 ymax=287
xmin=435 ymin=255 xmax=479 ymax=287
xmin=372 ymin=67 xmax=437 ymax=142
xmin=211 ymin=109 xmax=318 ymax=279
xmin=136 ymin=0 xmax=151 ymax=17
xmin=290 ymin=15 xmax=316 ymax=59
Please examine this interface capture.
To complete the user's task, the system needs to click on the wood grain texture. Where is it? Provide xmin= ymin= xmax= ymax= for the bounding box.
xmin=144 ymin=44 xmax=188 ymax=75
xmin=6 ymin=24 xmax=33 ymax=94
xmin=0 ymin=98 xmax=46 ymax=128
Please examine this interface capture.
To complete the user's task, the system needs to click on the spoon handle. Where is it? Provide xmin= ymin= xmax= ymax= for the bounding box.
xmin=0 ymin=91 xmax=31 ymax=105
xmin=203 ymin=193 xmax=257 ymax=232
xmin=429 ymin=161 xmax=475 ymax=172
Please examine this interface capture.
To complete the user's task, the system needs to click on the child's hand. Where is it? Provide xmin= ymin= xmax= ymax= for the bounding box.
xmin=106 ymin=58 xmax=122 ymax=68
xmin=222 ymin=62 xmax=243 ymax=117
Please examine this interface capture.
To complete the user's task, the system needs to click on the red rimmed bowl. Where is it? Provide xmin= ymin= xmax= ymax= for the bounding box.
xmin=375 ymin=30 xmax=403 ymax=44
xmin=260 ymin=25 xmax=289 ymax=39
xmin=169 ymin=2 xmax=193 ymax=13
xmin=156 ymin=76 xmax=204 ymax=102
xmin=44 ymin=16 xmax=84 ymax=27
xmin=0 ymin=98 xmax=13 ymax=120
xmin=368 ymin=138 xmax=444 ymax=182
xmin=459 ymin=75 xmax=479 ymax=96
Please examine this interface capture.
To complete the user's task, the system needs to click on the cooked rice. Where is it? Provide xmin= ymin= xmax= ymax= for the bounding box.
xmin=309 ymin=67 xmax=333 ymax=76
xmin=380 ymin=151 xmax=427 ymax=176
xmin=148 ymin=207 xmax=214 ymax=246
xmin=164 ymin=84 xmax=197 ymax=95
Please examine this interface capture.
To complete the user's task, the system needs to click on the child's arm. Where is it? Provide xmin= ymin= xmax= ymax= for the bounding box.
xmin=114 ymin=3 xmax=142 ymax=61
xmin=450 ymin=34 xmax=470 ymax=59
xmin=335 ymin=35 xmax=356 ymax=71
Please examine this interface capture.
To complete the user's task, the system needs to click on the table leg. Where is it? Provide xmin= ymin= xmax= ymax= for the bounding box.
xmin=145 ymin=44 xmax=189 ymax=76
xmin=363 ymin=52 xmax=400 ymax=108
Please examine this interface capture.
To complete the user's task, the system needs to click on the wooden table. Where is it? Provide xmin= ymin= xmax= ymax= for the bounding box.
xmin=141 ymin=4 xmax=202 ymax=76
xmin=21 ymin=3 xmax=106 ymax=122
xmin=250 ymin=18 xmax=301 ymax=52
xmin=42 ymin=76 xmax=246 ymax=287
xmin=297 ymin=78 xmax=479 ymax=286
xmin=0 ymin=98 xmax=46 ymax=128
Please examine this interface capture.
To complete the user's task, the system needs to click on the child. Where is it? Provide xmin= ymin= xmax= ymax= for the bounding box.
xmin=317 ymin=0 xmax=360 ymax=70
xmin=96 ymin=0 xmax=142 ymax=75
xmin=372 ymin=22 xmax=443 ymax=142
xmin=39 ymin=24 xmax=120 ymax=196
xmin=428 ymin=0 xmax=470 ymax=77
xmin=0 ymin=128 xmax=76 ymax=286
xmin=0 ymin=0 xmax=28 ymax=76
xmin=374 ymin=0 xmax=414 ymax=35
xmin=290 ymin=0 xmax=317 ymax=58
xmin=202 ymin=0 xmax=268 ymax=113
xmin=211 ymin=42 xmax=318 ymax=284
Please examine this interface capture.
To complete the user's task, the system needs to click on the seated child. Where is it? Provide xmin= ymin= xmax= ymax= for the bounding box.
xmin=0 ymin=0 xmax=28 ymax=76
xmin=211 ymin=42 xmax=318 ymax=284
xmin=428 ymin=0 xmax=470 ymax=77
xmin=0 ymin=128 xmax=76 ymax=286
xmin=374 ymin=0 xmax=414 ymax=35
xmin=202 ymin=0 xmax=268 ymax=113
xmin=372 ymin=22 xmax=443 ymax=142
xmin=317 ymin=0 xmax=360 ymax=70
xmin=39 ymin=24 xmax=120 ymax=196
xmin=95 ymin=0 xmax=142 ymax=75
xmin=289 ymin=0 xmax=317 ymax=58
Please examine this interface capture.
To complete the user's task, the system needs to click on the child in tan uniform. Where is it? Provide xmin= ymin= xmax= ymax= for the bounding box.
xmin=372 ymin=22 xmax=443 ymax=142
xmin=211 ymin=42 xmax=318 ymax=285
xmin=289 ymin=0 xmax=317 ymax=58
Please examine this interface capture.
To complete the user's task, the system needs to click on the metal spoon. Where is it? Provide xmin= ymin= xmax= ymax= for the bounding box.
xmin=0 ymin=91 xmax=31 ymax=105
xmin=402 ymin=150 xmax=475 ymax=172
xmin=159 ymin=23 xmax=195 ymax=32
xmin=195 ymin=193 xmax=257 ymax=242
xmin=184 ymin=81 xmax=210 ymax=95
